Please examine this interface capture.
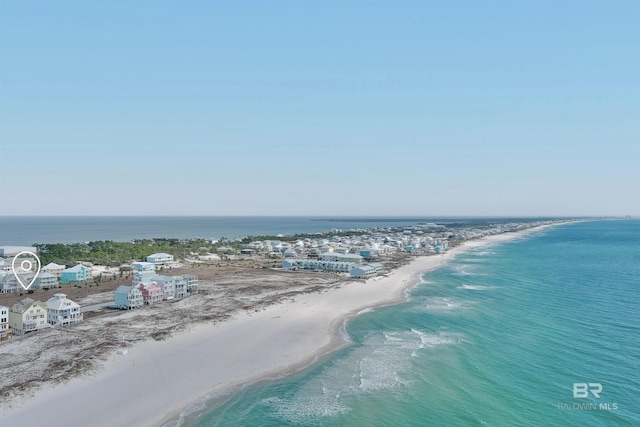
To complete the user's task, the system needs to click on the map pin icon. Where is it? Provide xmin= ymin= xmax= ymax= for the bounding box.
xmin=11 ymin=251 xmax=42 ymax=291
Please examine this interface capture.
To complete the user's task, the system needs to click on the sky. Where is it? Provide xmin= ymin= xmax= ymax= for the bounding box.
xmin=0 ymin=1 xmax=638 ymax=216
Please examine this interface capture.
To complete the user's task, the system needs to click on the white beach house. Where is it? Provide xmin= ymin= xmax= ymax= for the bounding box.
xmin=46 ymin=293 xmax=83 ymax=326
xmin=350 ymin=263 xmax=385 ymax=279
xmin=0 ymin=305 xmax=9 ymax=337
xmin=35 ymin=272 xmax=59 ymax=289
xmin=9 ymin=298 xmax=49 ymax=335
xmin=132 ymin=269 xmax=157 ymax=285
xmin=174 ymin=276 xmax=187 ymax=298
xmin=146 ymin=253 xmax=174 ymax=266
xmin=282 ymin=259 xmax=355 ymax=273
xmin=181 ymin=274 xmax=199 ymax=293
xmin=319 ymin=252 xmax=362 ymax=264
xmin=152 ymin=275 xmax=177 ymax=300
xmin=0 ymin=271 xmax=20 ymax=293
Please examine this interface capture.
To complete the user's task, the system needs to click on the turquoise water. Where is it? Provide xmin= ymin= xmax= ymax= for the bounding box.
xmin=191 ymin=220 xmax=639 ymax=426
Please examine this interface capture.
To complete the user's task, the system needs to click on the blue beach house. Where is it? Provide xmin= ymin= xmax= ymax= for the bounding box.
xmin=114 ymin=285 xmax=144 ymax=309
xmin=61 ymin=265 xmax=92 ymax=284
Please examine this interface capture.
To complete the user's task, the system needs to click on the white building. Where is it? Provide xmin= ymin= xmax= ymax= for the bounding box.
xmin=174 ymin=276 xmax=187 ymax=298
xmin=132 ymin=269 xmax=157 ymax=285
xmin=282 ymin=259 xmax=356 ymax=273
xmin=181 ymin=274 xmax=198 ymax=293
xmin=152 ymin=275 xmax=177 ymax=300
xmin=351 ymin=263 xmax=385 ymax=279
xmin=146 ymin=253 xmax=174 ymax=266
xmin=35 ymin=272 xmax=58 ymax=289
xmin=0 ymin=246 xmax=37 ymax=257
xmin=0 ymin=258 xmax=12 ymax=272
xmin=319 ymin=252 xmax=362 ymax=264
xmin=0 ymin=305 xmax=8 ymax=336
xmin=46 ymin=293 xmax=83 ymax=326
xmin=0 ymin=272 xmax=20 ymax=293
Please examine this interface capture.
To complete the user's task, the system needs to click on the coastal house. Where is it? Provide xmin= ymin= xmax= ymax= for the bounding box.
xmin=351 ymin=263 xmax=385 ymax=279
xmin=0 ymin=271 xmax=20 ymax=293
xmin=0 ymin=305 xmax=8 ymax=337
xmin=146 ymin=253 xmax=174 ymax=266
xmin=151 ymin=275 xmax=176 ymax=300
xmin=282 ymin=260 xmax=296 ymax=270
xmin=282 ymin=259 xmax=355 ymax=273
xmin=319 ymin=252 xmax=362 ymax=264
xmin=132 ymin=269 xmax=157 ymax=285
xmin=359 ymin=249 xmax=372 ymax=258
xmin=61 ymin=264 xmax=92 ymax=284
xmin=132 ymin=262 xmax=156 ymax=272
xmin=368 ymin=263 xmax=385 ymax=274
xmin=174 ymin=276 xmax=187 ymax=298
xmin=181 ymin=274 xmax=199 ymax=293
xmin=35 ymin=272 xmax=59 ymax=289
xmin=283 ymin=249 xmax=297 ymax=258
xmin=139 ymin=281 xmax=163 ymax=305
xmin=8 ymin=298 xmax=49 ymax=335
xmin=46 ymin=293 xmax=83 ymax=326
xmin=433 ymin=239 xmax=448 ymax=253
xmin=41 ymin=262 xmax=66 ymax=278
xmin=114 ymin=284 xmax=144 ymax=310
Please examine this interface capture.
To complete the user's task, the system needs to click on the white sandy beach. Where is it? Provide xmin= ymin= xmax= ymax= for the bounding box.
xmin=0 ymin=226 xmax=554 ymax=427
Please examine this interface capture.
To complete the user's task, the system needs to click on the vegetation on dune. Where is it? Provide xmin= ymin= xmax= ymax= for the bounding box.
xmin=30 ymin=230 xmax=366 ymax=267
xmin=33 ymin=238 xmax=214 ymax=267
xmin=31 ymin=224 xmax=461 ymax=267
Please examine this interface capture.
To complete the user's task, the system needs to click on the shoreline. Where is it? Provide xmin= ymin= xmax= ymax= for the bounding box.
xmin=0 ymin=223 xmax=566 ymax=427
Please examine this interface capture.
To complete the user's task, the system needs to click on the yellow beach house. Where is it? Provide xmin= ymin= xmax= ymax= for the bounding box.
xmin=9 ymin=298 xmax=49 ymax=335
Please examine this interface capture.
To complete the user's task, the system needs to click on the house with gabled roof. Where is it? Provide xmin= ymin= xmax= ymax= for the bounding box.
xmin=61 ymin=264 xmax=92 ymax=284
xmin=42 ymin=262 xmax=66 ymax=278
xmin=139 ymin=280 xmax=163 ymax=305
xmin=8 ymin=298 xmax=49 ymax=335
xmin=114 ymin=284 xmax=144 ymax=310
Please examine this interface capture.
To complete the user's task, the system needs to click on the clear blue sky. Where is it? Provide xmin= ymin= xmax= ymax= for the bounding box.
xmin=1 ymin=1 xmax=638 ymax=216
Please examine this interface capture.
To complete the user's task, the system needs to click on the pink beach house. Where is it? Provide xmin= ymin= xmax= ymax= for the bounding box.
xmin=138 ymin=281 xmax=162 ymax=305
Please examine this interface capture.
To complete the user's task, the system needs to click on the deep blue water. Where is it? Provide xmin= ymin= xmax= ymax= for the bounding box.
xmin=188 ymin=220 xmax=639 ymax=426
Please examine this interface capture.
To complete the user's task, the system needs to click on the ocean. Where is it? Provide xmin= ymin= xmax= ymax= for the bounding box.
xmin=187 ymin=220 xmax=639 ymax=426
xmin=0 ymin=216 xmax=559 ymax=245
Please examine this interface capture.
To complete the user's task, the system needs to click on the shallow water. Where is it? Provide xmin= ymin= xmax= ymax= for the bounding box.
xmin=191 ymin=220 xmax=639 ymax=426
